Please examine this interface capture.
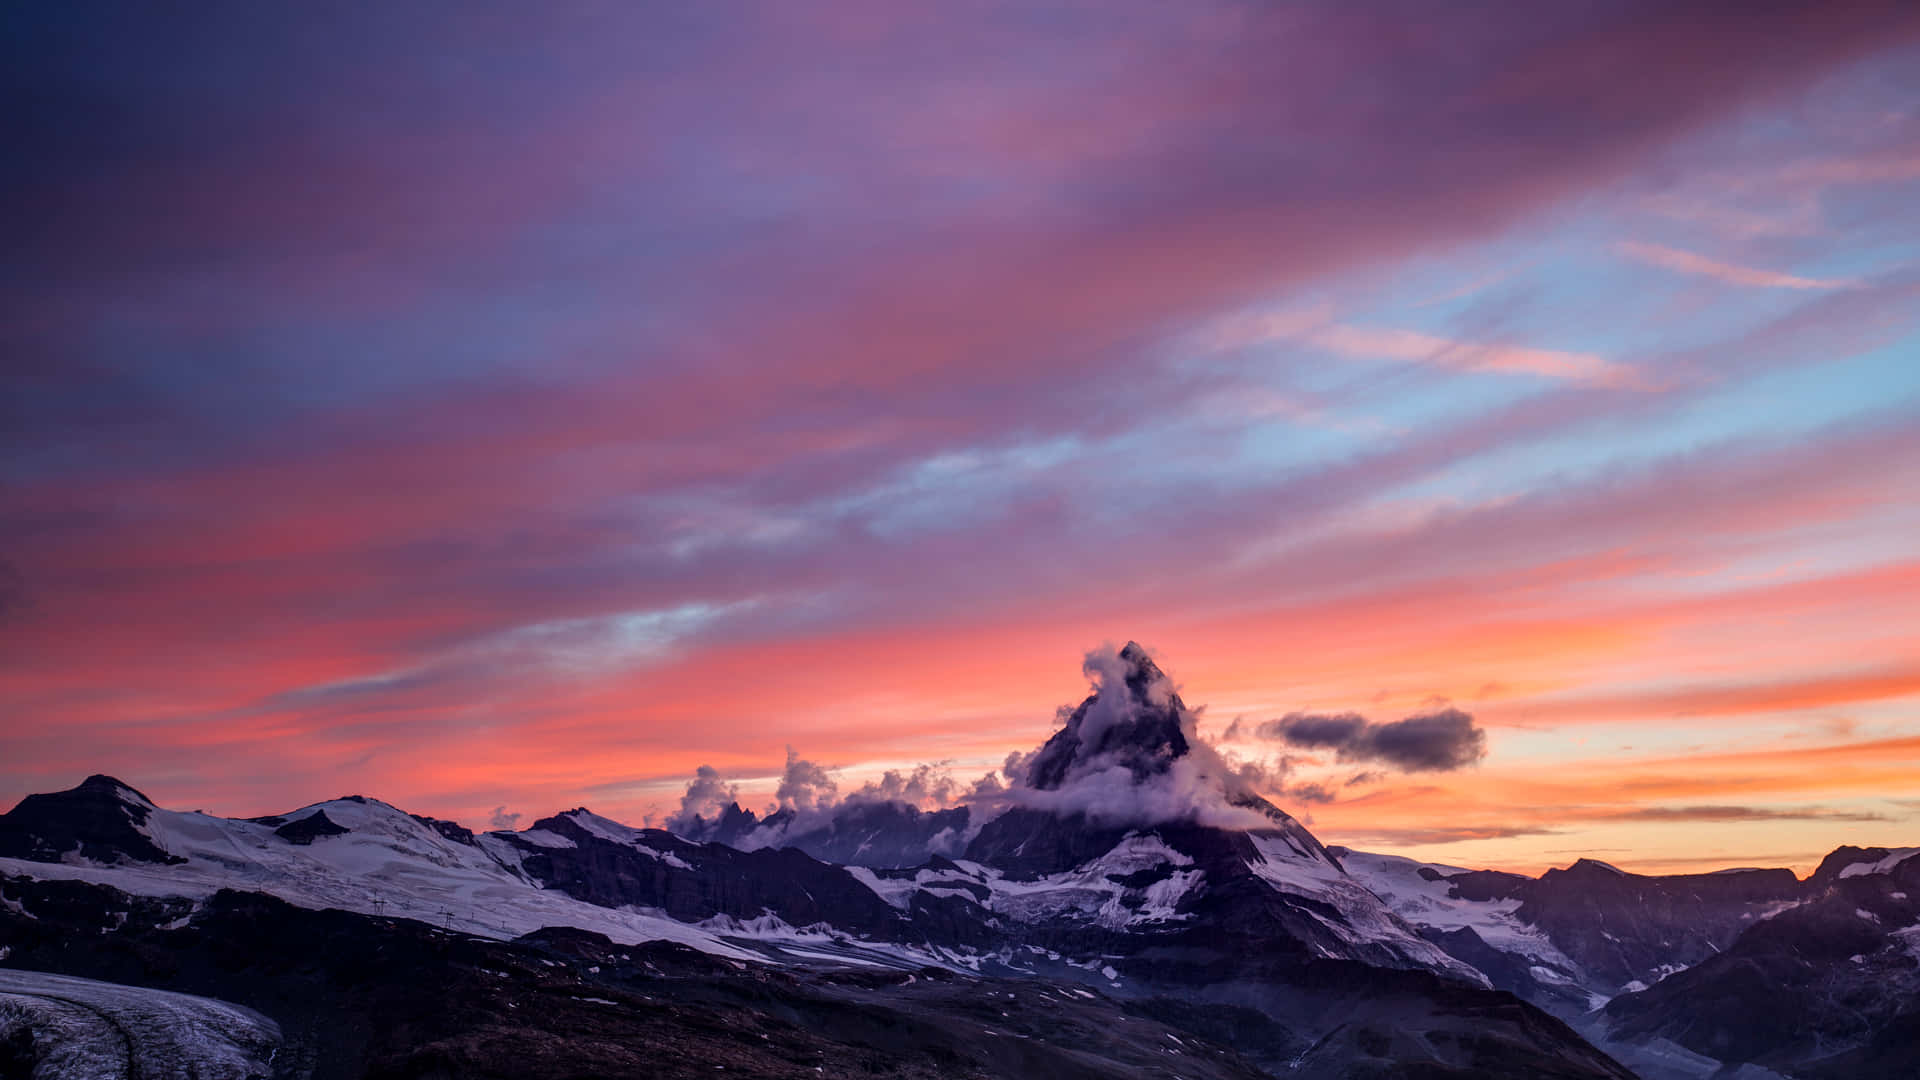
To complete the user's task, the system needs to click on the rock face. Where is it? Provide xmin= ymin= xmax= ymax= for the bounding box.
xmin=1603 ymin=850 xmax=1920 ymax=1079
xmin=1511 ymin=859 xmax=1804 ymax=992
xmin=1344 ymin=850 xmax=1812 ymax=1005
xmin=1342 ymin=844 xmax=1920 ymax=1077
xmin=782 ymin=800 xmax=972 ymax=868
xmin=1024 ymin=641 xmax=1193 ymax=790
xmin=672 ymin=797 xmax=970 ymax=869
xmin=274 ymin=808 xmax=350 ymax=845
xmin=500 ymin=809 xmax=909 ymax=936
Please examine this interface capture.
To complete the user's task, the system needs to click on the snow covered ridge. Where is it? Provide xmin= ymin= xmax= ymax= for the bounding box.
xmin=0 ymin=782 xmax=773 ymax=961
xmin=0 ymin=774 xmax=1486 ymax=989
xmin=6 ymin=767 xmax=1917 ymax=1071
xmin=0 ymin=968 xmax=280 ymax=1080
xmin=1836 ymin=847 xmax=1920 ymax=879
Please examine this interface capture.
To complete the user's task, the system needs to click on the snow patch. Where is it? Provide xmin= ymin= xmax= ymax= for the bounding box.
xmin=1893 ymin=924 xmax=1920 ymax=962
xmin=516 ymin=829 xmax=578 ymax=849
xmin=1839 ymin=848 xmax=1920 ymax=879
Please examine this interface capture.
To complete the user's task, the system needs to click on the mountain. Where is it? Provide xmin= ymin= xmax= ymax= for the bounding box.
xmin=1024 ymin=641 xmax=1197 ymax=789
xmin=0 ymin=773 xmax=183 ymax=865
xmin=675 ymin=797 xmax=973 ymax=868
xmin=0 ymin=874 xmax=1277 ymax=1080
xmin=9 ymin=644 xmax=1905 ymax=1078
xmin=0 ymin=649 xmax=1639 ymax=1080
xmin=1600 ymin=848 xmax=1920 ymax=1079
xmin=0 ymin=772 xmax=1635 ymax=1078
xmin=1341 ymin=851 xmax=1806 ymax=1001
xmin=1338 ymin=845 xmax=1920 ymax=1078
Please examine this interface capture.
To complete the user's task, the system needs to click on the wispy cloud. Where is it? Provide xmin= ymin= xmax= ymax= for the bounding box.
xmin=1605 ymin=804 xmax=1888 ymax=823
xmin=1329 ymin=824 xmax=1561 ymax=847
xmin=1210 ymin=308 xmax=1636 ymax=386
xmin=1614 ymin=240 xmax=1856 ymax=290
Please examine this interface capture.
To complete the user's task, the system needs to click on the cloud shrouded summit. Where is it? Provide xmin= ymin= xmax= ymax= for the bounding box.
xmin=664 ymin=642 xmax=1343 ymax=866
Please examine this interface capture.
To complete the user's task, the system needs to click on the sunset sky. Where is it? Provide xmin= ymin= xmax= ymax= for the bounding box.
xmin=5 ymin=2 xmax=1919 ymax=875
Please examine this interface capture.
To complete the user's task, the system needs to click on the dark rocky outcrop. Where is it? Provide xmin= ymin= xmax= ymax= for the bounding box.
xmin=1494 ymin=859 xmax=1803 ymax=992
xmin=1604 ymin=852 xmax=1920 ymax=1078
xmin=1807 ymin=844 xmax=1894 ymax=887
xmin=275 ymin=809 xmax=350 ymax=844
xmin=1024 ymin=641 xmax=1192 ymax=790
xmin=779 ymin=800 xmax=971 ymax=868
xmin=506 ymin=811 xmax=910 ymax=937
xmin=409 ymin=813 xmax=476 ymax=845
xmin=0 ymin=774 xmax=183 ymax=865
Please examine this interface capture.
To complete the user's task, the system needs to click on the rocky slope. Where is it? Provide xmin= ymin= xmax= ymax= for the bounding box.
xmin=1600 ymin=848 xmax=1920 ymax=1079
xmin=0 ymin=875 xmax=1277 ymax=1080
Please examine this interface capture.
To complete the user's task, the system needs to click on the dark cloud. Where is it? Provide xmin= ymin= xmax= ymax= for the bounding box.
xmin=1332 ymin=824 xmax=1560 ymax=846
xmin=1256 ymin=707 xmax=1487 ymax=772
xmin=1286 ymin=782 xmax=1338 ymax=806
xmin=488 ymin=805 xmax=521 ymax=830
xmin=1264 ymin=712 xmax=1369 ymax=749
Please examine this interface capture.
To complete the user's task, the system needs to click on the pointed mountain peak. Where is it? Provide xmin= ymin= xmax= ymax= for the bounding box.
xmin=1025 ymin=642 xmax=1191 ymax=791
xmin=1116 ymin=641 xmax=1167 ymax=695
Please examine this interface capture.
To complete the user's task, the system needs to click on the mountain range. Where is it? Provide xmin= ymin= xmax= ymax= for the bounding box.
xmin=1 ymin=644 xmax=1914 ymax=1079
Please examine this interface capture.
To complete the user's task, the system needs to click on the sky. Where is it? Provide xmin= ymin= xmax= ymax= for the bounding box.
xmin=4 ymin=2 xmax=1919 ymax=876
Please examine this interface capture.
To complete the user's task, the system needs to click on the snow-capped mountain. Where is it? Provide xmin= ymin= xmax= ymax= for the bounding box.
xmin=1338 ymin=844 xmax=1920 ymax=1079
xmin=1600 ymin=847 xmax=1920 ymax=1080
xmin=3 ymin=646 xmax=1911 ymax=1078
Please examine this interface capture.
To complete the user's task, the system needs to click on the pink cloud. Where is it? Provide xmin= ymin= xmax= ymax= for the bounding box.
xmin=1614 ymin=240 xmax=1857 ymax=289
xmin=1214 ymin=308 xmax=1636 ymax=386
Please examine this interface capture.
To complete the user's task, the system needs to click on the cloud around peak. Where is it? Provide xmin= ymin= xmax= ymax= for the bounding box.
xmin=663 ymin=642 xmax=1348 ymax=849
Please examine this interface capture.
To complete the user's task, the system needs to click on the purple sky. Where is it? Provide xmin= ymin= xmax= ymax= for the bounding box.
xmin=5 ymin=2 xmax=1920 ymax=873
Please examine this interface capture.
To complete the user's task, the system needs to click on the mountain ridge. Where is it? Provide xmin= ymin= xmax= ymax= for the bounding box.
xmin=3 ymin=641 xmax=1913 ymax=1078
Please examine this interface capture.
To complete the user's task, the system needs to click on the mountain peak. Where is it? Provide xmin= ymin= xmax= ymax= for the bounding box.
xmin=1024 ymin=642 xmax=1191 ymax=791
xmin=0 ymin=774 xmax=181 ymax=865
xmin=77 ymin=774 xmax=157 ymax=807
